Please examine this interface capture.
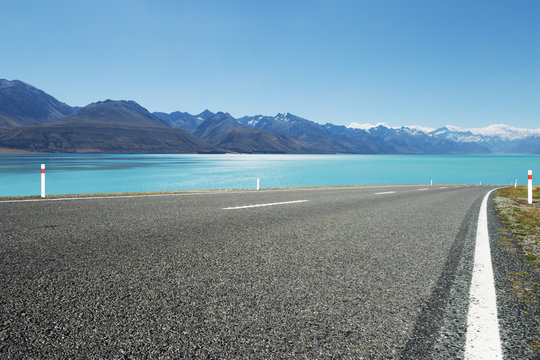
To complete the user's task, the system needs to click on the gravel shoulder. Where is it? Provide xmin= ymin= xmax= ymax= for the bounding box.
xmin=491 ymin=190 xmax=540 ymax=359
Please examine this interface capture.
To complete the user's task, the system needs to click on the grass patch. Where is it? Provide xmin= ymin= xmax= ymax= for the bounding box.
xmin=495 ymin=186 xmax=540 ymax=332
xmin=495 ymin=186 xmax=540 ymax=272
xmin=496 ymin=185 xmax=540 ymax=200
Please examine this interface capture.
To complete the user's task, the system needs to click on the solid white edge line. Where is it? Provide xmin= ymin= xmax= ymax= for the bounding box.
xmin=465 ymin=189 xmax=503 ymax=360
xmin=374 ymin=191 xmax=396 ymax=195
xmin=223 ymin=200 xmax=308 ymax=210
xmin=418 ymin=188 xmax=429 ymax=191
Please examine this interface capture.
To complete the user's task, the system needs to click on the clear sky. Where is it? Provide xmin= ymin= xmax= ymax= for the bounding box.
xmin=2 ymin=0 xmax=539 ymax=128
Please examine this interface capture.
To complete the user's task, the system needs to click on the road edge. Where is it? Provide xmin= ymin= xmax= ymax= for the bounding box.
xmin=465 ymin=189 xmax=503 ymax=359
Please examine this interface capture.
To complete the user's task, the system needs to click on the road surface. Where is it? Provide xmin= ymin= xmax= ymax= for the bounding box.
xmin=0 ymin=185 xmax=520 ymax=358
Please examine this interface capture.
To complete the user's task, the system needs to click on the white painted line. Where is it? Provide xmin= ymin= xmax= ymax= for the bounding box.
xmin=417 ymin=188 xmax=429 ymax=191
xmin=440 ymin=187 xmax=448 ymax=189
xmin=465 ymin=189 xmax=502 ymax=359
xmin=374 ymin=191 xmax=396 ymax=195
xmin=223 ymin=200 xmax=308 ymax=210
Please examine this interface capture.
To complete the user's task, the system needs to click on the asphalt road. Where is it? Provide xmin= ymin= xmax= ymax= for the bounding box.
xmin=0 ymin=185 xmax=502 ymax=358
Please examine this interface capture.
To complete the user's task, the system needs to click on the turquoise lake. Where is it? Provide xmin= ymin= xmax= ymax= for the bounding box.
xmin=0 ymin=154 xmax=538 ymax=196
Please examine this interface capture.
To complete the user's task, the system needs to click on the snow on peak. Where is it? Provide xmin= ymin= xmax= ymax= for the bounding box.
xmin=274 ymin=112 xmax=303 ymax=123
xmin=347 ymin=122 xmax=397 ymax=130
xmin=406 ymin=125 xmax=435 ymax=133
xmin=347 ymin=122 xmax=539 ymax=140
xmin=443 ymin=124 xmax=540 ymax=140
xmin=443 ymin=125 xmax=464 ymax=132
xmin=274 ymin=113 xmax=287 ymax=121
xmin=347 ymin=122 xmax=434 ymax=133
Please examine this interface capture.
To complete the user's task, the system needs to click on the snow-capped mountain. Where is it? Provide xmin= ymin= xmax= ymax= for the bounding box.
xmin=328 ymin=124 xmax=491 ymax=154
xmin=238 ymin=113 xmax=380 ymax=153
xmin=428 ymin=126 xmax=540 ymax=154
xmin=349 ymin=122 xmax=540 ymax=140
xmin=346 ymin=123 xmax=540 ymax=154
xmin=443 ymin=124 xmax=540 ymax=140
xmin=2 ymin=79 xmax=539 ymax=154
xmin=348 ymin=122 xmax=436 ymax=133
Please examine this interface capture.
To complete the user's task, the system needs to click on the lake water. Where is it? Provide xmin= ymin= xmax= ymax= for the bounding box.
xmin=0 ymin=154 xmax=538 ymax=196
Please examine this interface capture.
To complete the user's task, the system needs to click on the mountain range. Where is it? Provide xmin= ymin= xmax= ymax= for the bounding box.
xmin=1 ymin=79 xmax=539 ymax=154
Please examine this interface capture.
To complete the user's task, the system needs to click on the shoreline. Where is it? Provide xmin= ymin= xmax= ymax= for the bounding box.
xmin=0 ymin=149 xmax=539 ymax=156
xmin=0 ymin=183 xmax=480 ymax=201
xmin=0 ymin=147 xmax=43 ymax=154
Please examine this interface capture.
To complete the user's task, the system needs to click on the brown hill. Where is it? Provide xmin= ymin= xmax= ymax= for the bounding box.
xmin=0 ymin=79 xmax=75 ymax=129
xmin=194 ymin=112 xmax=313 ymax=153
xmin=0 ymin=100 xmax=223 ymax=153
xmin=205 ymin=127 xmax=313 ymax=153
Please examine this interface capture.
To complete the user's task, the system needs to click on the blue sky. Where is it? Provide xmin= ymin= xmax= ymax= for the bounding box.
xmin=2 ymin=0 xmax=539 ymax=128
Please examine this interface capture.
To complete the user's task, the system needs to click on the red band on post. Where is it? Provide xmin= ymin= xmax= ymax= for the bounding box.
xmin=529 ymin=175 xmax=533 ymax=180
xmin=41 ymin=169 xmax=45 ymax=174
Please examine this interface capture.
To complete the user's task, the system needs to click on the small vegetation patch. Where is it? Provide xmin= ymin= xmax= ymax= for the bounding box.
xmin=495 ymin=187 xmax=540 ymax=352
xmin=496 ymin=185 xmax=540 ymax=201
xmin=495 ymin=187 xmax=540 ymax=313
xmin=495 ymin=186 xmax=540 ymax=271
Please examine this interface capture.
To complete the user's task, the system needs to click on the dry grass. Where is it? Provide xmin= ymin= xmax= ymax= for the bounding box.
xmin=495 ymin=187 xmax=540 ymax=353
xmin=495 ymin=186 xmax=540 ymax=271
xmin=497 ymin=185 xmax=540 ymax=200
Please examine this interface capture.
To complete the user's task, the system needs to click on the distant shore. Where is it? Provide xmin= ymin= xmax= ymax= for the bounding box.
xmin=0 ymin=147 xmax=39 ymax=154
xmin=0 ymin=184 xmax=480 ymax=201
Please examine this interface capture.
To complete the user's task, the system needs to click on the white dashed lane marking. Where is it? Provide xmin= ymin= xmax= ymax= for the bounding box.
xmin=223 ymin=200 xmax=309 ymax=210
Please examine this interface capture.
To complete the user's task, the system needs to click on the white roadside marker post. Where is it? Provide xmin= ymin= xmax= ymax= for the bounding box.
xmin=430 ymin=179 xmax=433 ymax=186
xmin=528 ymin=170 xmax=533 ymax=204
xmin=257 ymin=178 xmax=260 ymax=191
xmin=41 ymin=164 xmax=46 ymax=198
xmin=514 ymin=179 xmax=517 ymax=188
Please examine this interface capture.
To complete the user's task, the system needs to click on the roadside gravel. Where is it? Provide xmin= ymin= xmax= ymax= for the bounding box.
xmin=491 ymin=195 xmax=540 ymax=359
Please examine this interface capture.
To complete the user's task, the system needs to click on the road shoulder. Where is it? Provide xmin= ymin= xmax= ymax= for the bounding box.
xmin=489 ymin=195 xmax=540 ymax=359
